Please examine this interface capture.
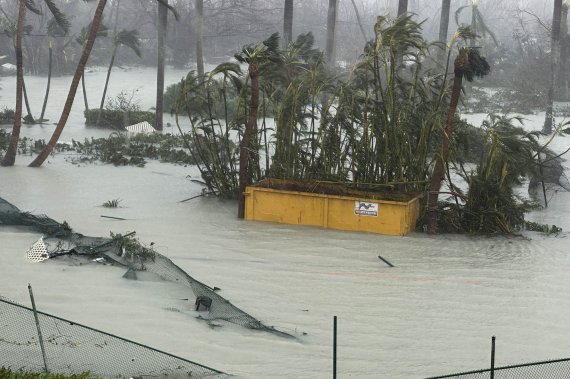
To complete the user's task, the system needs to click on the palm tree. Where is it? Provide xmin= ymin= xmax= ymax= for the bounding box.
xmin=155 ymin=0 xmax=179 ymax=131
xmin=30 ymin=0 xmax=177 ymax=167
xmin=427 ymin=42 xmax=490 ymax=234
xmin=96 ymin=29 xmax=142 ymax=127
xmin=283 ymin=0 xmax=293 ymax=47
xmin=438 ymin=0 xmax=452 ymax=62
xmin=1 ymin=0 xmax=69 ymax=167
xmin=195 ymin=0 xmax=204 ymax=77
xmin=397 ymin=0 xmax=408 ymax=16
xmin=29 ymin=0 xmax=107 ymax=167
xmin=40 ymin=17 xmax=69 ymax=122
xmin=0 ymin=1 xmax=25 ymax=167
xmin=545 ymin=0 xmax=563 ymax=133
xmin=76 ymin=21 xmax=110 ymax=113
xmin=325 ymin=0 xmax=337 ymax=71
xmin=349 ymin=0 xmax=368 ymax=42
xmin=234 ymin=33 xmax=281 ymax=219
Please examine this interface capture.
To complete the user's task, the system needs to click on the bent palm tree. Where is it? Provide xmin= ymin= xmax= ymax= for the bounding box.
xmin=40 ymin=17 xmax=69 ymax=122
xmin=76 ymin=21 xmax=109 ymax=113
xmin=29 ymin=0 xmax=107 ymax=167
xmin=0 ymin=1 xmax=25 ymax=167
xmin=1 ymin=0 xmax=69 ymax=167
xmin=427 ymin=44 xmax=490 ymax=234
xmin=234 ymin=33 xmax=281 ymax=218
xmin=96 ymin=29 xmax=142 ymax=127
xmin=30 ymin=0 xmax=176 ymax=167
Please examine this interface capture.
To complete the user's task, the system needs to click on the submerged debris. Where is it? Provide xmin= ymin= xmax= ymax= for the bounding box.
xmin=0 ymin=196 xmax=299 ymax=339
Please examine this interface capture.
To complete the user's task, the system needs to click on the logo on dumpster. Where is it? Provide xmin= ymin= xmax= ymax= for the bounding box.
xmin=354 ymin=201 xmax=378 ymax=216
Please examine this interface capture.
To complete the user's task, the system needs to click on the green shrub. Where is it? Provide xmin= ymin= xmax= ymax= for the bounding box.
xmin=0 ymin=107 xmax=15 ymax=124
xmin=84 ymin=109 xmax=155 ymax=129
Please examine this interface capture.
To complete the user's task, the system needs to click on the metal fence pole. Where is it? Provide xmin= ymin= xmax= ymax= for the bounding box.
xmin=490 ymin=336 xmax=496 ymax=379
xmin=333 ymin=315 xmax=337 ymax=379
xmin=28 ymin=284 xmax=49 ymax=373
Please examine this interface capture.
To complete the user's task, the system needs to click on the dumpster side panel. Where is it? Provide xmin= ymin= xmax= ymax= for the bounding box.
xmin=245 ymin=186 xmax=420 ymax=236
xmin=246 ymin=188 xmax=325 ymax=227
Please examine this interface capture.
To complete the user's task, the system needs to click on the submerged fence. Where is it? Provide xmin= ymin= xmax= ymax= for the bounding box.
xmin=426 ymin=357 xmax=570 ymax=379
xmin=0 ymin=296 xmax=227 ymax=378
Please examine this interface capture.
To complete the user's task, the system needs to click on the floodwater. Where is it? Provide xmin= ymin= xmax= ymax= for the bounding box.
xmin=1 ymin=69 xmax=570 ymax=378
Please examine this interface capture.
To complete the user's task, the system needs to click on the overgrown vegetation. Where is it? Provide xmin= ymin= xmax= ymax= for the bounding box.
xmin=84 ymin=91 xmax=154 ymax=129
xmin=71 ymin=133 xmax=195 ymax=167
xmin=0 ymin=108 xmax=15 ymax=124
xmin=166 ymin=18 xmax=560 ymax=234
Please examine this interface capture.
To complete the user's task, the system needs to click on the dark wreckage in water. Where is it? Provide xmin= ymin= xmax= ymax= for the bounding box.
xmin=0 ymin=196 xmax=300 ymax=340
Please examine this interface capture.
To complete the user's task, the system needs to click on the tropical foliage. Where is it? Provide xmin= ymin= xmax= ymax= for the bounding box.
xmin=168 ymin=14 xmax=551 ymax=234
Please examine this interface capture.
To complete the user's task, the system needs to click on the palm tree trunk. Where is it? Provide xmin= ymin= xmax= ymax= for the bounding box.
xmin=325 ymin=0 xmax=338 ymax=71
xmin=427 ymin=53 xmax=467 ymax=234
xmin=559 ymin=2 xmax=569 ymax=100
xmin=396 ymin=0 xmax=409 ymax=67
xmin=29 ymin=0 xmax=108 ymax=168
xmin=81 ymin=73 xmax=89 ymax=112
xmin=438 ymin=0 xmax=451 ymax=62
xmin=349 ymin=0 xmax=368 ymax=42
xmin=40 ymin=39 xmax=53 ymax=122
xmin=22 ymin=78 xmax=34 ymax=123
xmin=156 ymin=0 xmax=168 ymax=131
xmin=237 ymin=63 xmax=260 ymax=219
xmin=545 ymin=0 xmax=563 ymax=133
xmin=96 ymin=45 xmax=117 ymax=127
xmin=195 ymin=0 xmax=204 ymax=77
xmin=397 ymin=0 xmax=408 ymax=16
xmin=283 ymin=0 xmax=293 ymax=46
xmin=1 ymin=0 xmax=25 ymax=167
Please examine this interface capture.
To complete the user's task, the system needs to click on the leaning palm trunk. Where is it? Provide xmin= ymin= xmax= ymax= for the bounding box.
xmin=96 ymin=45 xmax=117 ymax=127
xmin=237 ymin=63 xmax=260 ymax=219
xmin=40 ymin=38 xmax=53 ymax=122
xmin=81 ymin=72 xmax=89 ymax=111
xmin=29 ymin=0 xmax=107 ymax=167
xmin=427 ymin=51 xmax=468 ymax=234
xmin=22 ymin=79 xmax=35 ymax=122
xmin=1 ymin=0 xmax=25 ymax=167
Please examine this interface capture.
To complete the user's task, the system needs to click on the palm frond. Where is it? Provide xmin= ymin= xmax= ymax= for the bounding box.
xmin=76 ymin=21 xmax=108 ymax=45
xmin=156 ymin=0 xmax=180 ymax=21
xmin=24 ymin=0 xmax=41 ymax=15
xmin=454 ymin=5 xmax=469 ymax=26
xmin=474 ymin=10 xmax=499 ymax=47
xmin=43 ymin=0 xmax=70 ymax=34
xmin=115 ymin=29 xmax=142 ymax=57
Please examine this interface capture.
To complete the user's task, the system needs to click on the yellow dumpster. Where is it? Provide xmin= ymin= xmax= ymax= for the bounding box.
xmin=244 ymin=179 xmax=421 ymax=236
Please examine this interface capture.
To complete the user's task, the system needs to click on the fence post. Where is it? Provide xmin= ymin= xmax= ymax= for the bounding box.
xmin=333 ymin=315 xmax=337 ymax=379
xmin=490 ymin=336 xmax=496 ymax=379
xmin=28 ymin=284 xmax=48 ymax=373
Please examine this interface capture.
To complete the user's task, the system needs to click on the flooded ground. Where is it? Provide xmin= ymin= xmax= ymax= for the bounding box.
xmin=1 ymin=69 xmax=570 ymax=378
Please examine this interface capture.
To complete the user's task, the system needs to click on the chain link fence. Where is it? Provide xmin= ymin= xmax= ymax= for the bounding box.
xmin=0 ymin=296 xmax=228 ymax=378
xmin=426 ymin=358 xmax=570 ymax=379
